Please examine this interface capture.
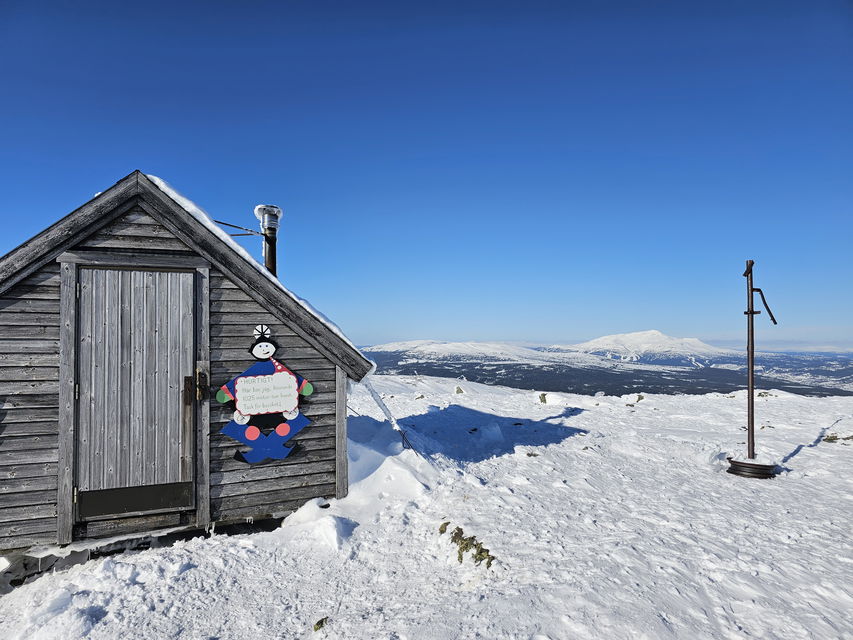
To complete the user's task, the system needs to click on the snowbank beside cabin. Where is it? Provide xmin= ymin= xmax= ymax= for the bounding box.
xmin=2 ymin=375 xmax=852 ymax=639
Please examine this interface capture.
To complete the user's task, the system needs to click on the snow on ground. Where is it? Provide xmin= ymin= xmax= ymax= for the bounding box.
xmin=2 ymin=375 xmax=852 ymax=639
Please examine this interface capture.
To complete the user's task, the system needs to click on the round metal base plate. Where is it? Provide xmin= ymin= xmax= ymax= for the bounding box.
xmin=726 ymin=457 xmax=778 ymax=479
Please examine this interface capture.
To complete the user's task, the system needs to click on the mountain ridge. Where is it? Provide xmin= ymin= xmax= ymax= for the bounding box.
xmin=363 ymin=330 xmax=853 ymax=396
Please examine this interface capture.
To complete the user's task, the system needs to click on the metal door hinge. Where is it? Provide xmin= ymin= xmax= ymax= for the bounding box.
xmin=74 ymin=383 xmax=79 ymax=400
xmin=196 ymin=369 xmax=208 ymax=401
xmin=76 ymin=282 xmax=80 ymax=299
xmin=73 ymin=487 xmax=78 ymax=504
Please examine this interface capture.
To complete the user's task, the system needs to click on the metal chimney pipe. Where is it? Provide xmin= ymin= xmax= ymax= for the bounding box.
xmin=254 ymin=204 xmax=282 ymax=276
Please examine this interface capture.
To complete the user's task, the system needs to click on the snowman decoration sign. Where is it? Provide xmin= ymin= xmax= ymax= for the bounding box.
xmin=216 ymin=325 xmax=314 ymax=464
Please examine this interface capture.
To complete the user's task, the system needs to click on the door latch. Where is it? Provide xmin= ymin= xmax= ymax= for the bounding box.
xmin=183 ymin=376 xmax=194 ymax=406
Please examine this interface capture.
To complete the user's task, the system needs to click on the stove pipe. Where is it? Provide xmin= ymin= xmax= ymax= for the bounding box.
xmin=254 ymin=204 xmax=283 ymax=277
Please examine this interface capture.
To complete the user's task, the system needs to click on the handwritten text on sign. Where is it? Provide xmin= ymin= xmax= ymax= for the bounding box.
xmin=235 ymin=371 xmax=299 ymax=415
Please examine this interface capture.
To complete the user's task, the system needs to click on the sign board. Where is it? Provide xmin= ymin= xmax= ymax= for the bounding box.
xmin=234 ymin=371 xmax=299 ymax=415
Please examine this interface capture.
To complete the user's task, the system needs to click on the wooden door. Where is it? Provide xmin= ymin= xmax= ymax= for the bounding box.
xmin=75 ymin=267 xmax=196 ymax=519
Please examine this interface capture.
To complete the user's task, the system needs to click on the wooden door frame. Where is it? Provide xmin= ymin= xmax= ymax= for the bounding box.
xmin=57 ymin=253 xmax=210 ymax=543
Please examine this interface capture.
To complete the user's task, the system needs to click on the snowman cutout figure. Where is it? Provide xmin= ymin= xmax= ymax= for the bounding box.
xmin=216 ymin=325 xmax=314 ymax=463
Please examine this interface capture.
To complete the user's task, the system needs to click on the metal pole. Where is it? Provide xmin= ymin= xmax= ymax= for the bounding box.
xmin=744 ymin=259 xmax=755 ymax=459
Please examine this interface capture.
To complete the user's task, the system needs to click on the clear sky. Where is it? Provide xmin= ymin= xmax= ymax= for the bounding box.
xmin=1 ymin=1 xmax=851 ymax=349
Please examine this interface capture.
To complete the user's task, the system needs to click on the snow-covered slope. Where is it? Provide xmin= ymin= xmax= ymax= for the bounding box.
xmin=2 ymin=375 xmax=852 ymax=639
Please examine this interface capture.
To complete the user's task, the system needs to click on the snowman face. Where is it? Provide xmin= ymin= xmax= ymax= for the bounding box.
xmin=251 ymin=341 xmax=277 ymax=359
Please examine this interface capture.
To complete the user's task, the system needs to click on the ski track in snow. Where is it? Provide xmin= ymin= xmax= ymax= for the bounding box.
xmin=2 ymin=375 xmax=852 ymax=640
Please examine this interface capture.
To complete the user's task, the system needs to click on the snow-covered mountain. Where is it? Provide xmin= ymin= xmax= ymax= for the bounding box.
xmin=369 ymin=331 xmax=732 ymax=365
xmin=365 ymin=331 xmax=853 ymax=396
xmin=565 ymin=329 xmax=733 ymax=365
xmin=364 ymin=339 xmax=605 ymax=368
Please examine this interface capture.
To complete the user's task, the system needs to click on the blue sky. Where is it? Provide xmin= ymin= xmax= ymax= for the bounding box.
xmin=1 ymin=1 xmax=851 ymax=349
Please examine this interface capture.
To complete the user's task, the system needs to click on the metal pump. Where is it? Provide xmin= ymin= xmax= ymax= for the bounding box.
xmin=728 ymin=259 xmax=779 ymax=478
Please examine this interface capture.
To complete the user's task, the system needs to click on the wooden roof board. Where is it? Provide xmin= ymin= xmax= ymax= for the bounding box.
xmin=0 ymin=170 xmax=373 ymax=381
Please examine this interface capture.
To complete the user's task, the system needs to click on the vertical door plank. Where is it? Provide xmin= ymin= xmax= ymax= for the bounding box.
xmin=129 ymin=270 xmax=144 ymax=486
xmin=103 ymin=270 xmax=119 ymax=489
xmin=118 ymin=270 xmax=132 ymax=488
xmin=166 ymin=272 xmax=179 ymax=484
xmin=151 ymin=272 xmax=162 ymax=484
xmin=157 ymin=271 xmax=170 ymax=484
xmin=179 ymin=272 xmax=194 ymax=482
xmin=173 ymin=272 xmax=185 ymax=483
xmin=91 ymin=269 xmax=106 ymax=490
xmin=194 ymin=268 xmax=210 ymax=528
xmin=143 ymin=270 xmax=157 ymax=486
xmin=57 ymin=262 xmax=78 ymax=544
xmin=76 ymin=268 xmax=93 ymax=492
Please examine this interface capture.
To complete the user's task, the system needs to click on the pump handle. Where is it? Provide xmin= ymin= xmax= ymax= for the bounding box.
xmin=753 ymin=288 xmax=777 ymax=325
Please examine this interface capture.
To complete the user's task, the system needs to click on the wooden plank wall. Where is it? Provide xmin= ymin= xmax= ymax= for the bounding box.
xmin=208 ymin=271 xmax=338 ymax=522
xmin=0 ymin=263 xmax=61 ymax=550
xmin=78 ymin=210 xmax=194 ymax=254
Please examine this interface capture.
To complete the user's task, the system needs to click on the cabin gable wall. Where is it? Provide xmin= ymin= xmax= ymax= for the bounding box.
xmin=0 ymin=204 xmax=345 ymax=552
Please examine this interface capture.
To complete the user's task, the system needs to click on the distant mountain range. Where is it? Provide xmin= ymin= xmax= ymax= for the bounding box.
xmin=364 ymin=331 xmax=853 ymax=397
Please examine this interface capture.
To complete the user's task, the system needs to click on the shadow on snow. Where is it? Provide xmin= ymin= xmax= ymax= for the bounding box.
xmin=781 ymin=415 xmax=847 ymax=464
xmin=348 ymin=404 xmax=587 ymax=467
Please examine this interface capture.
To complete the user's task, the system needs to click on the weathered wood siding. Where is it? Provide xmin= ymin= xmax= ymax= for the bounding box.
xmin=0 ymin=263 xmax=61 ymax=550
xmin=208 ymin=272 xmax=338 ymax=522
xmin=76 ymin=268 xmax=195 ymax=491
xmin=77 ymin=210 xmax=196 ymax=254
xmin=1 ymin=202 xmax=346 ymax=550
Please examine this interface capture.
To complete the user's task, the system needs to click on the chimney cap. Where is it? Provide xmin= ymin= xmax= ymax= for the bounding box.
xmin=254 ymin=204 xmax=282 ymax=231
xmin=254 ymin=204 xmax=282 ymax=220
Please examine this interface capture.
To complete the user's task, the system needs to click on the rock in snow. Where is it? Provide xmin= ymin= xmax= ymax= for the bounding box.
xmin=1 ymin=375 xmax=852 ymax=639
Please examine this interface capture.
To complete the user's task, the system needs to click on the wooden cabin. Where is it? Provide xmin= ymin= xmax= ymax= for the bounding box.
xmin=0 ymin=171 xmax=372 ymax=554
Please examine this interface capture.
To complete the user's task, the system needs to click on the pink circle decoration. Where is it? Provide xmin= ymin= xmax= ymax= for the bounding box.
xmin=245 ymin=425 xmax=261 ymax=441
xmin=275 ymin=423 xmax=291 ymax=437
